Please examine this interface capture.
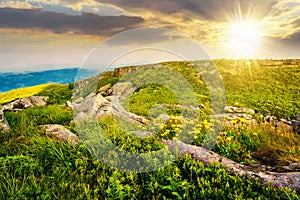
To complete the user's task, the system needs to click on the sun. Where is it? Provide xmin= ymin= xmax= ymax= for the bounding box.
xmin=226 ymin=21 xmax=262 ymax=57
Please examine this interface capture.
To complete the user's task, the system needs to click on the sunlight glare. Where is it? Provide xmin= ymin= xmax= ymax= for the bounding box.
xmin=227 ymin=21 xmax=262 ymax=57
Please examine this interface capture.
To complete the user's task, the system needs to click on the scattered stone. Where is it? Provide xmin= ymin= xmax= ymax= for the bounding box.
xmin=2 ymin=96 xmax=48 ymax=111
xmin=40 ymin=124 xmax=79 ymax=146
xmin=297 ymin=112 xmax=300 ymax=121
xmin=66 ymin=101 xmax=74 ymax=109
xmin=0 ymin=109 xmax=10 ymax=132
xmin=291 ymin=120 xmax=300 ymax=134
xmin=289 ymin=163 xmax=300 ymax=170
xmin=225 ymin=106 xmax=255 ymax=115
xmin=114 ymin=66 xmax=134 ymax=77
xmin=264 ymin=115 xmax=277 ymax=123
xmin=97 ymin=84 xmax=112 ymax=96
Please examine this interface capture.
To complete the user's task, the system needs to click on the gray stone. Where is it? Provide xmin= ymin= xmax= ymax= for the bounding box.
xmin=291 ymin=120 xmax=300 ymax=134
xmin=66 ymin=101 xmax=74 ymax=109
xmin=2 ymin=96 xmax=48 ymax=111
xmin=98 ymin=84 xmax=112 ymax=96
xmin=297 ymin=112 xmax=300 ymax=121
xmin=0 ymin=109 xmax=10 ymax=132
xmin=40 ymin=124 xmax=79 ymax=146
xmin=289 ymin=163 xmax=300 ymax=170
xmin=112 ymin=82 xmax=136 ymax=99
xmin=225 ymin=106 xmax=255 ymax=115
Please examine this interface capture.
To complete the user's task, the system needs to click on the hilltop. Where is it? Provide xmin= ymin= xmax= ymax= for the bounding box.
xmin=0 ymin=60 xmax=299 ymax=199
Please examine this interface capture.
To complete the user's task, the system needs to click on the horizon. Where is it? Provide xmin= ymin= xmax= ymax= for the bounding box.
xmin=0 ymin=58 xmax=299 ymax=73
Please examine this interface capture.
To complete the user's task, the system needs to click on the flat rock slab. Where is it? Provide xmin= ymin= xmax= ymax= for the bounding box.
xmin=162 ymin=140 xmax=300 ymax=192
xmin=40 ymin=124 xmax=79 ymax=146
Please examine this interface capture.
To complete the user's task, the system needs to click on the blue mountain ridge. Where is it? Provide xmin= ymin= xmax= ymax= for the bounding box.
xmin=0 ymin=68 xmax=97 ymax=93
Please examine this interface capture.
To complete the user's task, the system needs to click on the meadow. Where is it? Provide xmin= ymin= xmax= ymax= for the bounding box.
xmin=0 ymin=60 xmax=299 ymax=199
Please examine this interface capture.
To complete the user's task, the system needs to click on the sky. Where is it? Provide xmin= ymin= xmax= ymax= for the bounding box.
xmin=0 ymin=0 xmax=299 ymax=72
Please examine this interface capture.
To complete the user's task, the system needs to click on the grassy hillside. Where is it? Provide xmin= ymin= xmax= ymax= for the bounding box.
xmin=0 ymin=60 xmax=300 ymax=199
xmin=0 ymin=84 xmax=54 ymax=104
xmin=0 ymin=84 xmax=73 ymax=105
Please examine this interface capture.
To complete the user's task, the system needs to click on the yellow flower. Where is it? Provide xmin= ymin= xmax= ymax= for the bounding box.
xmin=226 ymin=137 xmax=232 ymax=142
xmin=220 ymin=132 xmax=227 ymax=137
xmin=231 ymin=119 xmax=238 ymax=124
xmin=252 ymin=132 xmax=258 ymax=137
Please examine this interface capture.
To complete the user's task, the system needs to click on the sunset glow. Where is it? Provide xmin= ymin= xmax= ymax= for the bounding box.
xmin=226 ymin=21 xmax=262 ymax=57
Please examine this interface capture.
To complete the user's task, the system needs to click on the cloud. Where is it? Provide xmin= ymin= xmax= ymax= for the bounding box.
xmin=0 ymin=0 xmax=131 ymax=16
xmin=0 ymin=7 xmax=144 ymax=35
xmin=98 ymin=0 xmax=277 ymax=21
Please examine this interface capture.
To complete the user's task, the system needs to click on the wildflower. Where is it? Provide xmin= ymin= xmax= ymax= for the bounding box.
xmin=226 ymin=137 xmax=232 ymax=142
xmin=220 ymin=132 xmax=227 ymax=137
xmin=174 ymin=128 xmax=180 ymax=132
xmin=253 ymin=132 xmax=258 ymax=137
xmin=239 ymin=118 xmax=249 ymax=124
xmin=231 ymin=119 xmax=238 ymax=124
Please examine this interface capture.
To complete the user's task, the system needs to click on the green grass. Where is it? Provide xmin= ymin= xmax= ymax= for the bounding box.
xmin=0 ymin=60 xmax=300 ymax=199
xmin=218 ymin=60 xmax=300 ymax=118
xmin=0 ymin=116 xmax=299 ymax=199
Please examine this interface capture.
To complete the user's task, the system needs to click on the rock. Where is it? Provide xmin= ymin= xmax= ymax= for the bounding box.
xmin=93 ymin=94 xmax=110 ymax=112
xmin=0 ymin=109 xmax=10 ymax=132
xmin=297 ymin=112 xmax=300 ymax=121
xmin=291 ymin=120 xmax=300 ymax=134
xmin=98 ymin=84 xmax=112 ymax=96
xmin=66 ymin=101 xmax=74 ymax=109
xmin=112 ymin=82 xmax=136 ymax=99
xmin=162 ymin=140 xmax=300 ymax=192
xmin=289 ymin=163 xmax=300 ymax=170
xmin=40 ymin=124 xmax=79 ymax=146
xmin=225 ymin=106 xmax=255 ymax=115
xmin=114 ymin=66 xmax=134 ymax=77
xmin=264 ymin=115 xmax=277 ymax=123
xmin=2 ymin=96 xmax=48 ymax=111
xmin=29 ymin=96 xmax=48 ymax=107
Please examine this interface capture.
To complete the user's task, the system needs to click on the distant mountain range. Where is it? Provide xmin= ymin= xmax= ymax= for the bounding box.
xmin=0 ymin=68 xmax=97 ymax=93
